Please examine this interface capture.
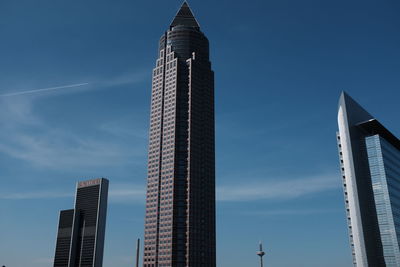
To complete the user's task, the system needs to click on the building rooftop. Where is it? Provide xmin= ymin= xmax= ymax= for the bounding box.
xmin=170 ymin=1 xmax=200 ymax=29
xmin=357 ymin=119 xmax=400 ymax=151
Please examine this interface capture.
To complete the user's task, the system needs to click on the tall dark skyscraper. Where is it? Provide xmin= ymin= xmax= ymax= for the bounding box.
xmin=143 ymin=2 xmax=216 ymax=267
xmin=54 ymin=178 xmax=109 ymax=267
xmin=337 ymin=92 xmax=400 ymax=267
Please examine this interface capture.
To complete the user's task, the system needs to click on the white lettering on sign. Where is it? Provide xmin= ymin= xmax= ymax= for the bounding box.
xmin=78 ymin=178 xmax=102 ymax=188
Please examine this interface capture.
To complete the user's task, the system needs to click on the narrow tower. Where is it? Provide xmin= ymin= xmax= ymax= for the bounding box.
xmin=143 ymin=2 xmax=216 ymax=267
xmin=256 ymin=242 xmax=266 ymax=267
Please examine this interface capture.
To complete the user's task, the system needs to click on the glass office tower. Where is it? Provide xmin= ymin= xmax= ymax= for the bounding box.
xmin=337 ymin=92 xmax=400 ymax=267
xmin=143 ymin=2 xmax=216 ymax=267
xmin=53 ymin=178 xmax=109 ymax=267
xmin=54 ymin=209 xmax=75 ymax=267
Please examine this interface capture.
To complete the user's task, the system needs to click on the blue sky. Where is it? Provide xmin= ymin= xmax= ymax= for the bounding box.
xmin=1 ymin=0 xmax=400 ymax=266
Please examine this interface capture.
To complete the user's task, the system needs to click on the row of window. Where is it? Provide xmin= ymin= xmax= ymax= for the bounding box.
xmin=144 ymin=49 xmax=178 ymax=263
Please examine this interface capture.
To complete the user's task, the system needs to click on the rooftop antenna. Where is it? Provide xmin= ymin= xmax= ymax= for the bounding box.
xmin=256 ymin=241 xmax=266 ymax=267
xmin=135 ymin=238 xmax=140 ymax=267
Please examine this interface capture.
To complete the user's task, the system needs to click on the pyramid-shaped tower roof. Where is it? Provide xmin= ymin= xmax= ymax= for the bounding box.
xmin=170 ymin=2 xmax=200 ymax=29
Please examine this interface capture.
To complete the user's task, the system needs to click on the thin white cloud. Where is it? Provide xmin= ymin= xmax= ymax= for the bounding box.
xmin=0 ymin=83 xmax=90 ymax=97
xmin=240 ymin=208 xmax=342 ymax=216
xmin=0 ymin=191 xmax=72 ymax=200
xmin=33 ymin=258 xmax=54 ymax=264
xmin=0 ymin=70 xmax=151 ymax=170
xmin=109 ymin=184 xmax=146 ymax=203
xmin=0 ymin=175 xmax=338 ymax=203
xmin=0 ymin=90 xmax=146 ymax=169
xmin=99 ymin=118 xmax=148 ymax=139
xmin=217 ymin=174 xmax=340 ymax=202
xmin=0 ymin=96 xmax=41 ymax=126
xmin=0 ymin=130 xmax=142 ymax=168
xmin=0 ymin=68 xmax=148 ymax=99
xmin=99 ymin=69 xmax=148 ymax=88
xmin=103 ymin=256 xmax=137 ymax=266
xmin=0 ymin=184 xmax=146 ymax=203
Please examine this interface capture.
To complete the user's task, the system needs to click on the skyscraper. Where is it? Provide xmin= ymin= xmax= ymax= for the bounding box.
xmin=143 ymin=2 xmax=215 ymax=267
xmin=337 ymin=92 xmax=400 ymax=267
xmin=54 ymin=178 xmax=109 ymax=267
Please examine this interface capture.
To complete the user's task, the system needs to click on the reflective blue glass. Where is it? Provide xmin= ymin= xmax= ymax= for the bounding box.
xmin=366 ymin=135 xmax=400 ymax=266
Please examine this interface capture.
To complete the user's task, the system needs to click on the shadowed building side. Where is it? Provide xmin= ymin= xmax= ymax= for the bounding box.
xmin=54 ymin=210 xmax=74 ymax=267
xmin=53 ymin=178 xmax=108 ymax=267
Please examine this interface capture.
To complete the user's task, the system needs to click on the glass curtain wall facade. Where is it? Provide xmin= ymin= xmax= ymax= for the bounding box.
xmin=53 ymin=178 xmax=109 ymax=267
xmin=366 ymin=135 xmax=400 ymax=266
xmin=54 ymin=209 xmax=75 ymax=267
xmin=143 ymin=2 xmax=216 ymax=267
xmin=337 ymin=92 xmax=400 ymax=267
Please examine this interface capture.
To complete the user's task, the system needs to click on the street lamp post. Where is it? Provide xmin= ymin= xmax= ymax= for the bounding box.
xmin=256 ymin=242 xmax=266 ymax=267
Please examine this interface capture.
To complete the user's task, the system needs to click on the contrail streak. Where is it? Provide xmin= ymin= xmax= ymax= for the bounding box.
xmin=0 ymin=82 xmax=90 ymax=97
